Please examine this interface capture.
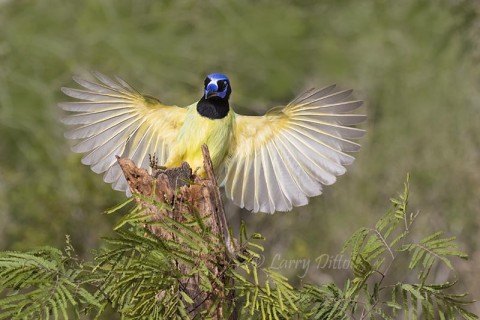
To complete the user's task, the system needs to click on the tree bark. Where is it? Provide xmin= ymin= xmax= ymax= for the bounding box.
xmin=117 ymin=145 xmax=234 ymax=319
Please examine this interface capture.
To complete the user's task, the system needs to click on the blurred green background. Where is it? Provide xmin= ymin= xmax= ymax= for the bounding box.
xmin=1 ymin=0 xmax=479 ymax=315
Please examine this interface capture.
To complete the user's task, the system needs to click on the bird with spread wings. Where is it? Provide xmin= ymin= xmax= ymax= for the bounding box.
xmin=60 ymin=72 xmax=365 ymax=213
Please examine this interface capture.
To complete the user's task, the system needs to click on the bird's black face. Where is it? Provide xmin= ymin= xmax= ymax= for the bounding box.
xmin=197 ymin=73 xmax=231 ymax=119
xmin=204 ymin=73 xmax=231 ymax=100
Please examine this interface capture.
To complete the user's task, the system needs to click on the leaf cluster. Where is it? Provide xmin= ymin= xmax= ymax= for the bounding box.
xmin=0 ymin=176 xmax=477 ymax=319
xmin=0 ymin=237 xmax=100 ymax=319
xmin=339 ymin=175 xmax=475 ymax=319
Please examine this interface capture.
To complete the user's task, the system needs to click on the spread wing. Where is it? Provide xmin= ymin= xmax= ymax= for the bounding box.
xmin=60 ymin=72 xmax=186 ymax=193
xmin=223 ymin=85 xmax=366 ymax=213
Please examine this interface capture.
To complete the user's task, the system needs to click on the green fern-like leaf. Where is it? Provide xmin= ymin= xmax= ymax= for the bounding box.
xmin=0 ymin=174 xmax=477 ymax=319
xmin=402 ymin=231 xmax=468 ymax=282
xmin=0 ymin=242 xmax=102 ymax=320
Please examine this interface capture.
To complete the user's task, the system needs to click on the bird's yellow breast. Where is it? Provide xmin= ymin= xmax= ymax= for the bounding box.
xmin=165 ymin=104 xmax=235 ymax=175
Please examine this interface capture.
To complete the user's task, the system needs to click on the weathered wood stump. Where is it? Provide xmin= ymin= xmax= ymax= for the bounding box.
xmin=116 ymin=145 xmax=235 ymax=319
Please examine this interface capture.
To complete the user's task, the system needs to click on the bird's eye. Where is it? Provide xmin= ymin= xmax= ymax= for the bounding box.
xmin=204 ymin=77 xmax=211 ymax=88
xmin=217 ymin=80 xmax=227 ymax=91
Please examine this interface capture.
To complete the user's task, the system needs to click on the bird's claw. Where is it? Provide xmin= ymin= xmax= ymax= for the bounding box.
xmin=149 ymin=153 xmax=166 ymax=177
xmin=149 ymin=153 xmax=165 ymax=169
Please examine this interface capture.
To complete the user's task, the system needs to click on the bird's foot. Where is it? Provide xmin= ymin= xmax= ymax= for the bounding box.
xmin=149 ymin=153 xmax=166 ymax=170
xmin=149 ymin=153 xmax=167 ymax=177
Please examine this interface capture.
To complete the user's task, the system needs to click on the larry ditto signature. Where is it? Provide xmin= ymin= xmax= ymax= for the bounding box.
xmin=262 ymin=253 xmax=351 ymax=278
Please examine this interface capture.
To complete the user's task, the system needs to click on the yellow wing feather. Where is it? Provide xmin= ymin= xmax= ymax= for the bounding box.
xmin=60 ymin=72 xmax=186 ymax=193
xmin=224 ymin=85 xmax=366 ymax=213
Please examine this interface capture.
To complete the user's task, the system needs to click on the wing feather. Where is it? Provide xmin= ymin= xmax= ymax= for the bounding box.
xmin=253 ymin=150 xmax=261 ymax=212
xmin=61 ymin=88 xmax=128 ymax=102
xmin=275 ymin=134 xmax=321 ymax=196
xmin=289 ymin=121 xmax=361 ymax=151
xmin=296 ymin=100 xmax=363 ymax=113
xmin=93 ymin=72 xmax=134 ymax=92
xmin=73 ymin=77 xmax=126 ymax=96
xmin=64 ymin=112 xmax=136 ymax=139
xmin=60 ymin=73 xmax=186 ymax=193
xmin=270 ymin=139 xmax=309 ymax=206
xmin=291 ymin=117 xmax=365 ymax=139
xmin=227 ymin=159 xmax=241 ymax=206
xmin=114 ymin=75 xmax=140 ymax=93
xmin=287 ymin=85 xmax=337 ymax=107
xmin=296 ymin=89 xmax=353 ymax=107
xmin=265 ymin=145 xmax=289 ymax=210
xmin=224 ymin=85 xmax=365 ymax=213
xmin=266 ymin=141 xmax=302 ymax=208
xmin=62 ymin=109 xmax=134 ymax=126
xmin=261 ymin=145 xmax=288 ymax=212
xmin=59 ymin=102 xmax=132 ymax=112
xmin=90 ymin=143 xmax=123 ymax=173
xmin=104 ymin=163 xmax=123 ymax=184
xmin=281 ymin=131 xmax=337 ymax=184
xmin=242 ymin=155 xmax=255 ymax=209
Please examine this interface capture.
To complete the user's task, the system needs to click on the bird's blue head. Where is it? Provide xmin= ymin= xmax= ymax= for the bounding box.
xmin=204 ymin=73 xmax=231 ymax=100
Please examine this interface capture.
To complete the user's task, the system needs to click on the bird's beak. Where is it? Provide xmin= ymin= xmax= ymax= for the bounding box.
xmin=205 ymin=82 xmax=219 ymax=99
